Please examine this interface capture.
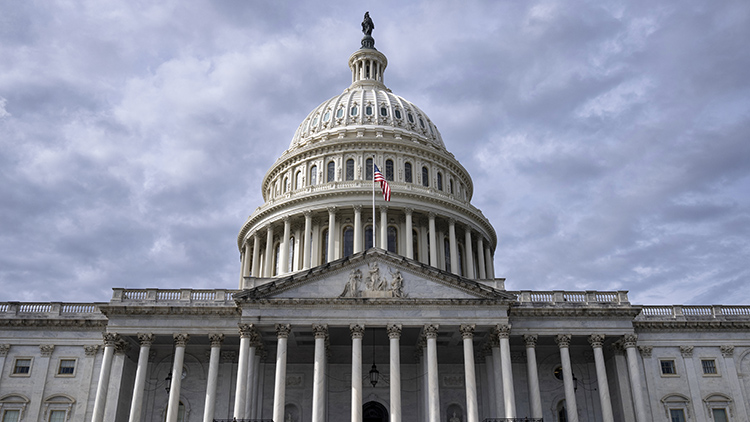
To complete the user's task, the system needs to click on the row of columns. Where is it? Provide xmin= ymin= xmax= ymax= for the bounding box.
xmin=91 ymin=328 xmax=648 ymax=422
xmin=241 ymin=207 xmax=496 ymax=280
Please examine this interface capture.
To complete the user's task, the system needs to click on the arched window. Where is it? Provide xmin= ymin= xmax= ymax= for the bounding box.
xmin=283 ymin=176 xmax=288 ymax=193
xmin=321 ymin=229 xmax=329 ymax=263
xmin=343 ymin=226 xmax=354 ymax=257
xmin=295 ymin=171 xmax=302 ymax=190
xmin=385 ymin=159 xmax=394 ymax=181
xmin=404 ymin=162 xmax=413 ymax=183
xmin=450 ymin=179 xmax=454 ymax=194
xmin=346 ymin=159 xmax=355 ymax=181
xmin=458 ymin=244 xmax=464 ymax=276
xmin=412 ymin=229 xmax=419 ymax=261
xmin=437 ymin=172 xmax=443 ymax=191
xmin=366 ymin=158 xmax=373 ymax=180
xmin=327 ymin=161 xmax=335 ymax=182
xmin=557 ymin=400 xmax=568 ymax=422
xmin=163 ymin=401 xmax=186 ymax=422
xmin=387 ymin=226 xmax=398 ymax=253
xmin=422 ymin=166 xmax=429 ymax=187
xmin=310 ymin=165 xmax=317 ymax=186
xmin=288 ymin=236 xmax=295 ymax=272
xmin=364 ymin=225 xmax=374 ymax=249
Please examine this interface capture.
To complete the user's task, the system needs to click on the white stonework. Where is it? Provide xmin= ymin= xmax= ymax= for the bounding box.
xmin=1 ymin=20 xmax=749 ymax=422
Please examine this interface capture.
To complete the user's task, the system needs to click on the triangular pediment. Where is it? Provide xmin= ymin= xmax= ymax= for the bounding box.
xmin=235 ymin=249 xmax=515 ymax=301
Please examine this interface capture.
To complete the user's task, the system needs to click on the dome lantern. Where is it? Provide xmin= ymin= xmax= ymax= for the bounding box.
xmin=349 ymin=12 xmax=387 ymax=86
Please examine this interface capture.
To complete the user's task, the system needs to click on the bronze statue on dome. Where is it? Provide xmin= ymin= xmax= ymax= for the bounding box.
xmin=362 ymin=12 xmax=374 ymax=36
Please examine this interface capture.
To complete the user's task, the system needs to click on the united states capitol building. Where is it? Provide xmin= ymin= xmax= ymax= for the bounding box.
xmin=1 ymin=16 xmax=749 ymax=422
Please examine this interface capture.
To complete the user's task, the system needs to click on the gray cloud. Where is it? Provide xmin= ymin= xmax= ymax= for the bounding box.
xmin=0 ymin=0 xmax=748 ymax=305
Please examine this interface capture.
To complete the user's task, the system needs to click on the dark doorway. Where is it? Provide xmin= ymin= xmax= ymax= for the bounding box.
xmin=363 ymin=401 xmax=388 ymax=422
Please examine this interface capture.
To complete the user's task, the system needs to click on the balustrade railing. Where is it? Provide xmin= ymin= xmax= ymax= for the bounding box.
xmin=514 ymin=290 xmax=629 ymax=305
xmin=213 ymin=419 xmax=273 ymax=422
xmin=639 ymin=305 xmax=750 ymax=319
xmin=0 ymin=302 xmax=102 ymax=316
xmin=111 ymin=288 xmax=240 ymax=305
xmin=482 ymin=418 xmax=543 ymax=422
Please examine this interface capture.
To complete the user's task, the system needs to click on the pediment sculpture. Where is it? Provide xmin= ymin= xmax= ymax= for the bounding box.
xmin=340 ymin=262 xmax=405 ymax=298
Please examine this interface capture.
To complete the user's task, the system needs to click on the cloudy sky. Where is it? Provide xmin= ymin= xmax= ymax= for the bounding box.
xmin=1 ymin=1 xmax=748 ymax=305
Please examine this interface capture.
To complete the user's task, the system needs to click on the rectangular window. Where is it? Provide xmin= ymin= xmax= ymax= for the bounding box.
xmin=58 ymin=359 xmax=76 ymax=375
xmin=2 ymin=410 xmax=20 ymax=422
xmin=660 ymin=359 xmax=676 ymax=375
xmin=712 ymin=408 xmax=728 ymax=422
xmin=48 ymin=410 xmax=66 ymax=422
xmin=12 ymin=358 xmax=31 ymax=375
xmin=701 ymin=359 xmax=717 ymax=374
xmin=669 ymin=409 xmax=686 ymax=422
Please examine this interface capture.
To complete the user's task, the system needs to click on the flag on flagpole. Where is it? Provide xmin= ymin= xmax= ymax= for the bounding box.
xmin=373 ymin=164 xmax=391 ymax=201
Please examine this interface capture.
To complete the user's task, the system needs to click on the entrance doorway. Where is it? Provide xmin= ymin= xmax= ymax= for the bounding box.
xmin=363 ymin=401 xmax=388 ymax=422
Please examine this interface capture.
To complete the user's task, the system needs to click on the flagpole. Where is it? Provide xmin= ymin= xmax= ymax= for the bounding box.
xmin=372 ymin=154 xmax=376 ymax=249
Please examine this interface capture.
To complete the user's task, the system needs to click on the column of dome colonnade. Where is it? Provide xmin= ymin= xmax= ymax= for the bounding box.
xmin=238 ymin=206 xmax=496 ymax=285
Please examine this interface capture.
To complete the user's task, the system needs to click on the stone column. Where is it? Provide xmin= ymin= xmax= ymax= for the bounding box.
xmin=303 ymin=211 xmax=313 ymax=269
xmin=428 ymin=212 xmax=438 ymax=267
xmin=128 ymin=333 xmax=154 ymax=422
xmin=476 ymin=237 xmax=486 ymax=279
xmin=485 ymin=246 xmax=494 ymax=279
xmin=448 ymin=219 xmax=459 ymax=274
xmin=589 ymin=335 xmax=614 ymax=422
xmin=244 ymin=337 xmax=260 ymax=418
xmin=250 ymin=348 xmax=263 ymax=420
xmin=524 ymin=334 xmax=543 ymax=420
xmin=464 ymin=227 xmax=475 ymax=279
xmin=251 ymin=232 xmax=261 ymax=276
xmin=387 ymin=324 xmax=402 ymax=422
xmin=353 ymin=205 xmax=363 ymax=253
xmin=350 ymin=324 xmax=365 ymax=422
xmin=496 ymin=325 xmax=516 ymax=418
xmin=91 ymin=333 xmax=119 ymax=422
xmin=490 ymin=337 xmax=504 ymax=418
xmin=264 ymin=225 xmax=274 ymax=277
xmin=203 ymin=334 xmax=224 ymax=422
xmin=166 ymin=334 xmax=189 ymax=422
xmin=404 ymin=208 xmax=414 ymax=259
xmin=623 ymin=334 xmax=648 ymax=422
xmin=234 ymin=324 xmax=257 ymax=419
xmin=460 ymin=325 xmax=479 ymax=422
xmin=279 ymin=216 xmax=291 ymax=275
xmin=380 ymin=206 xmax=388 ymax=249
xmin=483 ymin=347 xmax=497 ymax=418
xmin=425 ymin=324 xmax=441 ymax=422
xmin=273 ymin=324 xmax=291 ymax=422
xmin=556 ymin=334 xmax=579 ymax=422
xmin=720 ymin=346 xmax=749 ymax=421
xmin=312 ymin=324 xmax=328 ymax=422
xmin=0 ymin=344 xmax=8 ymax=384
xmin=327 ymin=207 xmax=337 ymax=261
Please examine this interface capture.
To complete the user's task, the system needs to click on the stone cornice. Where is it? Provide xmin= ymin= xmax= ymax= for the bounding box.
xmin=0 ymin=319 xmax=108 ymax=329
xmin=634 ymin=320 xmax=750 ymax=331
xmin=509 ymin=306 xmax=642 ymax=318
xmin=239 ymin=297 xmax=511 ymax=308
xmin=97 ymin=305 xmax=240 ymax=317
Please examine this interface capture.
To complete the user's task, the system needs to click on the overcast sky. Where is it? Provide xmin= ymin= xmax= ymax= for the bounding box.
xmin=1 ymin=1 xmax=748 ymax=305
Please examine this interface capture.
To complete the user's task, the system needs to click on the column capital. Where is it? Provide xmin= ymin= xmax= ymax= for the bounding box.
xmin=208 ymin=333 xmax=225 ymax=347
xmin=555 ymin=334 xmax=572 ymax=348
xmin=424 ymin=324 xmax=439 ymax=339
xmin=622 ymin=333 xmax=638 ymax=349
xmin=102 ymin=332 xmax=120 ymax=346
xmin=387 ymin=323 xmax=402 ymax=339
xmin=448 ymin=217 xmax=456 ymax=226
xmin=304 ymin=210 xmax=313 ymax=218
xmin=638 ymin=346 xmax=653 ymax=358
xmin=239 ymin=323 xmax=258 ymax=339
xmin=40 ymin=344 xmax=55 ymax=357
xmin=353 ymin=204 xmax=362 ymax=212
xmin=327 ymin=206 xmax=338 ymax=215
xmin=137 ymin=333 xmax=155 ymax=347
xmin=404 ymin=207 xmax=413 ymax=216
xmin=495 ymin=324 xmax=511 ymax=339
xmin=428 ymin=211 xmax=436 ymax=219
xmin=312 ymin=324 xmax=328 ymax=339
xmin=0 ymin=344 xmax=9 ymax=357
xmin=588 ymin=334 xmax=605 ymax=348
xmin=720 ymin=345 xmax=735 ymax=357
xmin=221 ymin=351 xmax=237 ymax=363
xmin=679 ymin=345 xmax=694 ymax=357
xmin=460 ymin=324 xmax=475 ymax=339
xmin=84 ymin=345 xmax=99 ymax=356
xmin=523 ymin=334 xmax=538 ymax=348
xmin=276 ymin=324 xmax=292 ymax=339
xmin=350 ymin=324 xmax=365 ymax=339
xmin=282 ymin=215 xmax=291 ymax=223
xmin=173 ymin=333 xmax=190 ymax=347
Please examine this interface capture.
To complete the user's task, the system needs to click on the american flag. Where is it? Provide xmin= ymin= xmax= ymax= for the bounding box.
xmin=373 ymin=164 xmax=391 ymax=201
